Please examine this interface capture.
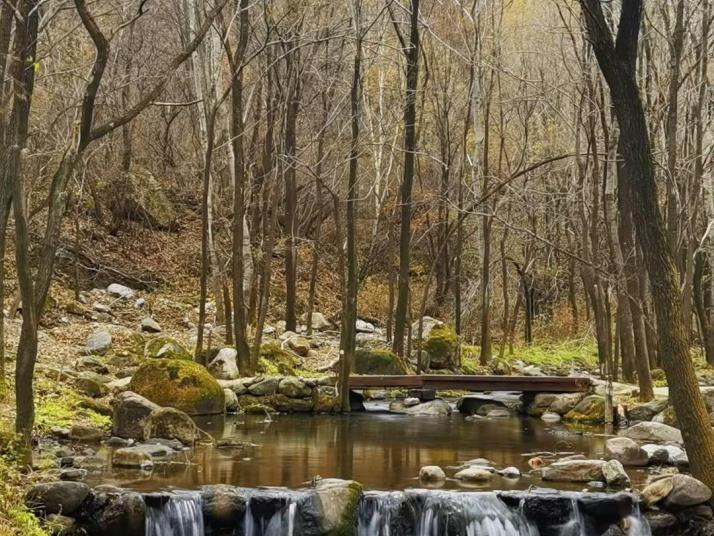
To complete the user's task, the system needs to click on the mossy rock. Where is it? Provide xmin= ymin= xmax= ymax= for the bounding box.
xmin=259 ymin=342 xmax=298 ymax=375
xmin=564 ymin=395 xmax=606 ymax=423
xmin=424 ymin=325 xmax=459 ymax=369
xmin=145 ymin=336 xmax=192 ymax=360
xmin=315 ymin=479 xmax=363 ymax=535
xmin=354 ymin=348 xmax=408 ymax=375
xmin=108 ymin=170 xmax=177 ymax=230
xmin=129 ymin=359 xmax=224 ymax=415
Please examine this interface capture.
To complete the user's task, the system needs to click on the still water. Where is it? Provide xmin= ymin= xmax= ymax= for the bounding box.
xmin=90 ymin=404 xmax=646 ymax=493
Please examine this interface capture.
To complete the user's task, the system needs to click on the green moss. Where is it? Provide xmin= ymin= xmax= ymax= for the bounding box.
xmin=511 ymin=340 xmax=597 ymax=370
xmin=315 ymin=479 xmax=363 ymax=535
xmin=34 ymin=380 xmax=110 ymax=435
xmin=130 ymin=358 xmax=224 ymax=415
xmin=0 ymin=421 xmax=48 ymax=536
xmin=259 ymin=342 xmax=297 ymax=375
xmin=353 ymin=348 xmax=407 ymax=375
xmin=424 ymin=325 xmax=459 ymax=368
xmin=564 ymin=395 xmax=605 ymax=423
xmin=144 ymin=336 xmax=191 ymax=360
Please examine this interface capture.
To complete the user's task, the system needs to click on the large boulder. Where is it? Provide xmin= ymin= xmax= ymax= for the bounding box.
xmin=527 ymin=394 xmax=560 ymax=417
xmin=112 ymin=391 xmax=161 ymax=440
xmin=86 ymin=490 xmax=146 ymax=536
xmin=208 ymin=348 xmax=240 ymax=380
xmin=412 ymin=316 xmax=444 ymax=339
xmin=259 ymin=342 xmax=298 ymax=376
xmin=564 ymin=395 xmax=606 ymax=423
xmin=402 ymin=399 xmax=451 ymax=417
xmin=627 ymin=398 xmax=669 ymax=422
xmin=315 ymin=479 xmax=363 ymax=534
xmin=602 ymin=460 xmax=630 ymax=488
xmin=643 ymin=475 xmax=712 ymax=508
xmin=542 ymin=460 xmax=605 ymax=482
xmin=423 ymin=325 xmax=459 ymax=369
xmin=144 ymin=336 xmax=192 ymax=360
xmin=605 ymin=437 xmax=648 ymax=467
xmin=129 ymin=359 xmax=225 ymax=415
xmin=143 ymin=407 xmax=199 ymax=445
xmin=419 ymin=466 xmax=446 ymax=483
xmin=201 ymin=485 xmax=247 ymax=531
xmin=26 ymin=482 xmax=91 ymax=515
xmin=549 ymin=393 xmax=585 ymax=415
xmin=107 ymin=170 xmax=176 ymax=230
xmin=354 ymin=348 xmax=408 ymax=375
xmin=623 ymin=422 xmax=682 ymax=443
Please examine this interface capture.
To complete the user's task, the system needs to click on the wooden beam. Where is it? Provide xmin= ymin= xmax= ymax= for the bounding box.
xmin=347 ymin=375 xmax=591 ymax=393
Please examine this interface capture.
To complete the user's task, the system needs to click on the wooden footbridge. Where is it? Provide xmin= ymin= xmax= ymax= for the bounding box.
xmin=348 ymin=375 xmax=592 ymax=394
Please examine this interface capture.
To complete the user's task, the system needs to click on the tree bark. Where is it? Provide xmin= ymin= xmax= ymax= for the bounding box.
xmin=392 ymin=0 xmax=420 ymax=357
xmin=580 ymin=0 xmax=714 ymax=489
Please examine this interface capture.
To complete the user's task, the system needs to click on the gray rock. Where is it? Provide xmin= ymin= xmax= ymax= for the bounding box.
xmin=70 ymin=424 xmax=104 ymax=443
xmin=26 ymin=481 xmax=90 ymax=515
xmin=500 ymin=466 xmax=521 ymax=479
xmin=527 ymin=393 xmax=559 ymax=417
xmin=107 ymin=283 xmax=135 ymax=299
xmin=86 ymin=330 xmax=112 ymax=355
xmin=201 ymin=485 xmax=247 ymax=530
xmin=279 ymin=376 xmax=312 ymax=398
xmin=314 ymin=479 xmax=363 ymax=534
xmin=143 ymin=407 xmax=199 ymax=445
xmin=419 ymin=466 xmax=446 ymax=482
xmin=224 ymin=389 xmax=238 ymax=412
xmin=403 ymin=399 xmax=451 ymax=417
xmin=454 ymin=467 xmax=492 ymax=482
xmin=208 ymin=348 xmax=240 ymax=380
xmin=93 ymin=303 xmax=112 ymax=314
xmin=664 ymin=445 xmax=689 ymax=466
xmin=627 ymin=398 xmax=669 ymax=422
xmin=623 ymin=422 xmax=682 ymax=443
xmin=541 ymin=412 xmax=562 ymax=423
xmin=404 ymin=397 xmax=421 ymax=407
xmin=75 ymin=375 xmax=109 ymax=398
xmin=355 ymin=319 xmax=376 ymax=333
xmin=219 ymin=377 xmax=253 ymax=395
xmin=112 ymin=391 xmax=161 ymax=440
xmin=486 ymin=408 xmax=511 ymax=419
xmin=602 ymin=460 xmax=630 ymax=487
xmin=112 ymin=447 xmax=154 ymax=468
xmin=140 ymin=317 xmax=162 ymax=333
xmin=301 ymin=312 xmax=332 ymax=332
xmin=644 ymin=475 xmax=712 ymax=508
xmin=248 ymin=377 xmax=280 ymax=396
xmin=542 ymin=459 xmax=605 ymax=482
xmin=606 ymin=437 xmax=649 ymax=466
xmin=641 ymin=444 xmax=670 ymax=465
xmin=59 ymin=468 xmax=88 ymax=482
xmin=287 ymin=337 xmax=310 ymax=357
xmin=75 ymin=356 xmax=109 ymax=375
xmin=411 ymin=316 xmax=444 ymax=339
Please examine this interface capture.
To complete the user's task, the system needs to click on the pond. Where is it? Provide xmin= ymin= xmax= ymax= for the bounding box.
xmin=88 ymin=402 xmax=648 ymax=493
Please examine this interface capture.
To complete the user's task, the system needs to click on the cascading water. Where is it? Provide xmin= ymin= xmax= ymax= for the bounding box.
xmin=559 ymin=497 xmax=651 ymax=536
xmin=145 ymin=492 xmax=204 ymax=536
xmin=358 ymin=491 xmax=539 ymax=536
xmin=244 ymin=491 xmax=299 ymax=536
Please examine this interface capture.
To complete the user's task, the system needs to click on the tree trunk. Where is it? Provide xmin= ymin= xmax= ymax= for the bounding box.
xmin=392 ymin=0 xmax=420 ymax=357
xmin=580 ymin=0 xmax=714 ymax=489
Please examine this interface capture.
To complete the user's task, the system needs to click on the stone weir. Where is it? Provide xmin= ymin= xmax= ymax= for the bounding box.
xmin=25 ymin=479 xmax=668 ymax=536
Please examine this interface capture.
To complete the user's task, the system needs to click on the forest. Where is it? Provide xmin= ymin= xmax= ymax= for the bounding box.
xmin=0 ymin=0 xmax=712 ymax=535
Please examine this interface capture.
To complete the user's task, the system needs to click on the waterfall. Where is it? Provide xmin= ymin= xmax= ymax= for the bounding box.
xmin=624 ymin=505 xmax=652 ymax=536
xmin=559 ymin=497 xmax=651 ymax=536
xmin=358 ymin=491 xmax=539 ymax=536
xmin=244 ymin=491 xmax=298 ymax=536
xmin=145 ymin=492 xmax=204 ymax=536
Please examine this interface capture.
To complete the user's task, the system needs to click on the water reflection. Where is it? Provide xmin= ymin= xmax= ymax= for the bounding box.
xmin=89 ymin=406 xmax=645 ymax=493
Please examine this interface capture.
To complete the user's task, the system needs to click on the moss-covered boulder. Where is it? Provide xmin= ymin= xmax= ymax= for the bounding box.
xmin=354 ymin=348 xmax=408 ymax=375
xmin=145 ymin=336 xmax=192 ymax=360
xmin=564 ymin=394 xmax=606 ymax=424
xmin=107 ymin=170 xmax=177 ymax=230
xmin=129 ymin=359 xmax=224 ymax=415
xmin=259 ymin=342 xmax=298 ymax=375
xmin=423 ymin=325 xmax=459 ymax=369
xmin=315 ymin=479 xmax=363 ymax=535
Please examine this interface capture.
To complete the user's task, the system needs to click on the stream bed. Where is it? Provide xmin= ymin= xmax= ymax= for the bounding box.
xmin=88 ymin=402 xmax=648 ymax=493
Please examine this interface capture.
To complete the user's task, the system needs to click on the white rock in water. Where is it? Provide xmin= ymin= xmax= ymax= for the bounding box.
xmin=107 ymin=283 xmax=135 ymax=299
xmin=500 ymin=466 xmax=521 ymax=479
xmin=419 ymin=465 xmax=446 ymax=482
xmin=355 ymin=319 xmax=376 ymax=333
xmin=208 ymin=348 xmax=240 ymax=380
xmin=404 ymin=397 xmax=421 ymax=407
xmin=541 ymin=412 xmax=562 ymax=423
